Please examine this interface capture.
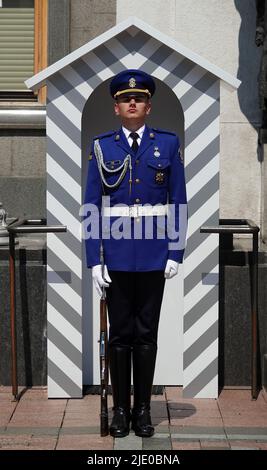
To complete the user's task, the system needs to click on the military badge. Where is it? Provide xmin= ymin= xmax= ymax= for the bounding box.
xmin=129 ymin=77 xmax=136 ymax=88
xmin=88 ymin=154 xmax=93 ymax=160
xmin=154 ymin=146 xmax=160 ymax=158
xmin=155 ymin=171 xmax=165 ymax=184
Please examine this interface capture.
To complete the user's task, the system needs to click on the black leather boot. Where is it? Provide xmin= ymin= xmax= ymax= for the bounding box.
xmin=109 ymin=346 xmax=131 ymax=438
xmin=132 ymin=344 xmax=157 ymax=438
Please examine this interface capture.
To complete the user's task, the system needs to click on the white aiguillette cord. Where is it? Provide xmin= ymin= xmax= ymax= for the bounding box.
xmin=94 ymin=139 xmax=132 ymax=191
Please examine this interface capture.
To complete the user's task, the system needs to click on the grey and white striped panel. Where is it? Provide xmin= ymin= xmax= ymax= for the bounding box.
xmin=182 ymin=81 xmax=220 ymax=398
xmin=46 ymin=26 xmax=219 ymax=398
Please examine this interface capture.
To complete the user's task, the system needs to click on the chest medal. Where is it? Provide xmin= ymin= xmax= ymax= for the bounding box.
xmin=155 ymin=171 xmax=165 ymax=184
xmin=154 ymin=146 xmax=160 ymax=158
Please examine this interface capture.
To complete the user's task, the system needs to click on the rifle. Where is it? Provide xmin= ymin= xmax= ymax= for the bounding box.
xmin=99 ymin=250 xmax=109 ymax=436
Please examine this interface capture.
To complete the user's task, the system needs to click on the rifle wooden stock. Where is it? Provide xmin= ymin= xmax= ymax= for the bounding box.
xmin=100 ymin=296 xmax=109 ymax=436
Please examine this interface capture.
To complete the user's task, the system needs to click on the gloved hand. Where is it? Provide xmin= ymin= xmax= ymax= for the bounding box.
xmin=92 ymin=264 xmax=112 ymax=296
xmin=164 ymin=259 xmax=179 ymax=279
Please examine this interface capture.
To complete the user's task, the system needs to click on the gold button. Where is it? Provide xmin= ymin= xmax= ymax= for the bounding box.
xmin=135 ymin=178 xmax=140 ymax=183
xmin=135 ymin=198 xmax=140 ymax=203
xmin=136 ymin=160 xmax=139 ymax=164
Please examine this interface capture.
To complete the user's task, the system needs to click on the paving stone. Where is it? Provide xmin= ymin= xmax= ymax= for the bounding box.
xmin=26 ymin=437 xmax=58 ymax=450
xmin=9 ymin=413 xmax=63 ymax=427
xmin=56 ymin=434 xmax=113 ymax=450
xmin=59 ymin=426 xmax=100 ymax=435
xmin=153 ymin=417 xmax=169 ymax=426
xmin=143 ymin=436 xmax=172 ymax=450
xmin=170 ymin=417 xmax=223 ymax=427
xmin=223 ymin=417 xmax=267 ymax=427
xmin=200 ymin=440 xmax=230 ymax=449
xmin=257 ymin=442 xmax=267 ymax=449
xmin=230 ymin=440 xmax=261 ymax=450
xmin=172 ymin=441 xmax=201 ymax=450
xmin=114 ymin=432 xmax=142 ymax=451
xmin=154 ymin=425 xmax=170 ymax=433
xmin=231 ymin=446 xmax=259 ymax=450
xmin=170 ymin=425 xmax=225 ymax=435
xmin=5 ymin=426 xmax=59 ymax=436
xmin=225 ymin=427 xmax=267 ymax=435
xmin=0 ymin=436 xmax=32 ymax=448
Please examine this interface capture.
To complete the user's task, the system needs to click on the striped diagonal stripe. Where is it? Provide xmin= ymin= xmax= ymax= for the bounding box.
xmin=183 ymin=77 xmax=219 ymax=398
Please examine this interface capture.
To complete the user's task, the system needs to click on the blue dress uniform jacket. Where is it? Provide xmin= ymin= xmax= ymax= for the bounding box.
xmin=84 ymin=125 xmax=187 ymax=271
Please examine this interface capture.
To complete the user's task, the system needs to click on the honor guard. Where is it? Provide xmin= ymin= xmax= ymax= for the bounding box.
xmin=84 ymin=69 xmax=187 ymax=438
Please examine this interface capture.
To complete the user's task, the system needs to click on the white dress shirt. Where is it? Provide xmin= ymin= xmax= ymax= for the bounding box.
xmin=122 ymin=125 xmax=145 ymax=148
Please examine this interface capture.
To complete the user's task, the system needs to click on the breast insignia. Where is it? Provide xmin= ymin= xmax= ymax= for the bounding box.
xmin=155 ymin=171 xmax=165 ymax=184
xmin=154 ymin=146 xmax=160 ymax=158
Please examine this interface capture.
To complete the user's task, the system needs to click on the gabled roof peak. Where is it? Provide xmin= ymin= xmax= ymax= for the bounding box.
xmin=25 ymin=16 xmax=240 ymax=91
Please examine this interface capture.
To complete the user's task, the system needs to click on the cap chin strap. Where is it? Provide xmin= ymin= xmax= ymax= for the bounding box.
xmin=114 ymin=88 xmax=151 ymax=98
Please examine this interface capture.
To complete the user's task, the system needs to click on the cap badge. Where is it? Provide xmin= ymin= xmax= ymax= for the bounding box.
xmin=129 ymin=77 xmax=136 ymax=88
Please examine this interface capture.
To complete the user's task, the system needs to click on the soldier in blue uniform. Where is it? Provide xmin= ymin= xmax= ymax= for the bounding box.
xmin=84 ymin=69 xmax=187 ymax=438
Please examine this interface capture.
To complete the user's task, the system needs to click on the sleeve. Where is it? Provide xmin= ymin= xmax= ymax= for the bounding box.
xmin=83 ymin=142 xmax=103 ymax=268
xmin=167 ymin=135 xmax=187 ymax=263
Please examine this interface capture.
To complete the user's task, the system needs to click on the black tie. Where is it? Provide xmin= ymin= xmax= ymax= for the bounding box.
xmin=129 ymin=132 xmax=139 ymax=154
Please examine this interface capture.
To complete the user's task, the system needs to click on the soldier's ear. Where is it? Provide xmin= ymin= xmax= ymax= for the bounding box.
xmin=114 ymin=102 xmax=120 ymax=116
xmin=145 ymin=101 xmax=151 ymax=115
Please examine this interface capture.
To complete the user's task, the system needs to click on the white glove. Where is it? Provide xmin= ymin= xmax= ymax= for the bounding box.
xmin=92 ymin=264 xmax=112 ymax=297
xmin=164 ymin=260 xmax=179 ymax=279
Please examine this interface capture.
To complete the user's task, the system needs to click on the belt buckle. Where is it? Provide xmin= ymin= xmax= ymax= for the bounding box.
xmin=129 ymin=205 xmax=138 ymax=218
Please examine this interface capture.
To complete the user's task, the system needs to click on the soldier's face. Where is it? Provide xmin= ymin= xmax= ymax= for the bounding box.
xmin=114 ymin=95 xmax=151 ymax=124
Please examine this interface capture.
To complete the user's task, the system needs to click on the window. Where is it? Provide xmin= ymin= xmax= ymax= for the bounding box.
xmin=0 ymin=0 xmax=47 ymax=103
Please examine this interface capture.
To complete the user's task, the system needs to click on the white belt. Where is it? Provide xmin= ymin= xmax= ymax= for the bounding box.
xmin=103 ymin=204 xmax=168 ymax=218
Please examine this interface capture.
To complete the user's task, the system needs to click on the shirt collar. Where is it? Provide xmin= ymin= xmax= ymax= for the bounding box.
xmin=122 ymin=124 xmax=145 ymax=141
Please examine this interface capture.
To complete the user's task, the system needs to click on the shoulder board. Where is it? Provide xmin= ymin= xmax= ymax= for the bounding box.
xmin=152 ymin=128 xmax=176 ymax=136
xmin=94 ymin=130 xmax=116 ymax=140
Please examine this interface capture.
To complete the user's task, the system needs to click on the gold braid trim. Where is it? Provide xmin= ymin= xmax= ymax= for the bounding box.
xmin=114 ymin=88 xmax=151 ymax=98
